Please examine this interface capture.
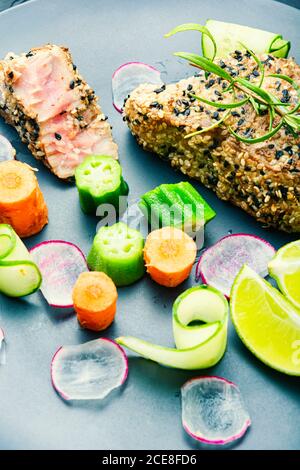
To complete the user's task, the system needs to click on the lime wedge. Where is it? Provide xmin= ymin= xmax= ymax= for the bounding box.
xmin=230 ymin=265 xmax=300 ymax=376
xmin=268 ymin=240 xmax=300 ymax=310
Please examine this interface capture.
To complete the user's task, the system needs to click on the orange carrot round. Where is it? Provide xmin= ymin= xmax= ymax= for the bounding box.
xmin=0 ymin=160 xmax=48 ymax=238
xmin=143 ymin=226 xmax=197 ymax=287
xmin=72 ymin=271 xmax=118 ymax=331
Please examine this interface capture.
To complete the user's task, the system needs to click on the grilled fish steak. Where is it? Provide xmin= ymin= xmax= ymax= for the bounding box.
xmin=0 ymin=45 xmax=118 ymax=179
xmin=124 ymin=53 xmax=300 ymax=232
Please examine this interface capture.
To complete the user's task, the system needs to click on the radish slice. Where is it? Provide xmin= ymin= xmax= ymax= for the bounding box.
xmin=51 ymin=338 xmax=128 ymax=401
xmin=0 ymin=327 xmax=5 ymax=365
xmin=112 ymin=62 xmax=163 ymax=113
xmin=30 ymin=240 xmax=88 ymax=309
xmin=182 ymin=376 xmax=251 ymax=445
xmin=0 ymin=135 xmax=15 ymax=162
xmin=196 ymin=234 xmax=275 ymax=297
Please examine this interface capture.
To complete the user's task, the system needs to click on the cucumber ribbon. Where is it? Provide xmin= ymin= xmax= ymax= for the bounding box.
xmin=0 ymin=224 xmax=42 ymax=297
xmin=117 ymin=285 xmax=228 ymax=370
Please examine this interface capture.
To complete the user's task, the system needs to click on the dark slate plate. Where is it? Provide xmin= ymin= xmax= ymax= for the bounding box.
xmin=0 ymin=0 xmax=299 ymax=450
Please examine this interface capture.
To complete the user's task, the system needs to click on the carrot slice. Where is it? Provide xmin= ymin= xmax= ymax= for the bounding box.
xmin=0 ymin=160 xmax=48 ymax=238
xmin=144 ymin=226 xmax=197 ymax=287
xmin=72 ymin=272 xmax=118 ymax=331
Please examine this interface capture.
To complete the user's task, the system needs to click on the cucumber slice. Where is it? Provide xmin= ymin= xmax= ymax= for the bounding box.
xmin=117 ymin=285 xmax=228 ymax=370
xmin=87 ymin=222 xmax=145 ymax=286
xmin=202 ymin=20 xmax=290 ymax=59
xmin=0 ymin=224 xmax=42 ymax=297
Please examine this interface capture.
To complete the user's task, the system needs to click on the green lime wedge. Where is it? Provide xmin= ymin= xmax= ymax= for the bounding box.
xmin=230 ymin=265 xmax=300 ymax=376
xmin=268 ymin=240 xmax=300 ymax=310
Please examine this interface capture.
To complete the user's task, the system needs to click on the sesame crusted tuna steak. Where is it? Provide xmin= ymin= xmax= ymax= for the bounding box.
xmin=0 ymin=45 xmax=118 ymax=179
xmin=124 ymin=53 xmax=300 ymax=232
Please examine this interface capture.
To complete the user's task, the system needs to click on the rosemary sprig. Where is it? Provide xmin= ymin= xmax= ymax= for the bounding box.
xmin=166 ymin=25 xmax=300 ymax=143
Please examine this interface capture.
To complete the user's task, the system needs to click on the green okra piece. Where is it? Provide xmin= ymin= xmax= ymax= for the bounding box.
xmin=75 ymin=155 xmax=129 ymax=215
xmin=87 ymin=222 xmax=145 ymax=286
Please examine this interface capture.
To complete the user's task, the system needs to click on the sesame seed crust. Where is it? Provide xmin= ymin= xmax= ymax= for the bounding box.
xmin=124 ymin=53 xmax=300 ymax=232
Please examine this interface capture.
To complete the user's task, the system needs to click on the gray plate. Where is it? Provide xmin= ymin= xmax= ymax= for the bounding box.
xmin=0 ymin=0 xmax=299 ymax=451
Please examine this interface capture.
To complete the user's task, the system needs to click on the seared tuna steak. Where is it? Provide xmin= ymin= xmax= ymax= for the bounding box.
xmin=0 ymin=45 xmax=118 ymax=179
xmin=124 ymin=53 xmax=300 ymax=233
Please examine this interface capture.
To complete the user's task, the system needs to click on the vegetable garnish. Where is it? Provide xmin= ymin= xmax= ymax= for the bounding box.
xmin=166 ymin=23 xmax=300 ymax=142
xmin=143 ymin=227 xmax=197 ymax=287
xmin=75 ymin=155 xmax=129 ymax=215
xmin=30 ymin=240 xmax=88 ymax=309
xmin=0 ymin=224 xmax=42 ymax=297
xmin=268 ymin=240 xmax=300 ymax=310
xmin=0 ymin=160 xmax=48 ymax=238
xmin=72 ymin=272 xmax=118 ymax=331
xmin=117 ymin=285 xmax=228 ymax=370
xmin=0 ymin=327 xmax=5 ymax=365
xmin=51 ymin=338 xmax=128 ymax=401
xmin=0 ymin=135 xmax=16 ymax=162
xmin=139 ymin=182 xmax=216 ymax=235
xmin=196 ymin=234 xmax=275 ymax=297
xmin=202 ymin=19 xmax=290 ymax=59
xmin=112 ymin=62 xmax=163 ymax=113
xmin=181 ymin=376 xmax=251 ymax=445
xmin=231 ymin=265 xmax=300 ymax=376
xmin=87 ymin=222 xmax=145 ymax=286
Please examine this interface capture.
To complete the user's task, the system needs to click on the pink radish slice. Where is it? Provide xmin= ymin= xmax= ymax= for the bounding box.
xmin=182 ymin=376 xmax=251 ymax=445
xmin=30 ymin=240 xmax=88 ymax=309
xmin=51 ymin=338 xmax=128 ymax=401
xmin=196 ymin=234 xmax=275 ymax=297
xmin=0 ymin=327 xmax=5 ymax=365
xmin=112 ymin=62 xmax=163 ymax=113
xmin=0 ymin=135 xmax=15 ymax=162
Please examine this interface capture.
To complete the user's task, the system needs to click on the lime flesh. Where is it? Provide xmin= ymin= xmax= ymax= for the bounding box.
xmin=230 ymin=265 xmax=300 ymax=376
xmin=268 ymin=240 xmax=300 ymax=310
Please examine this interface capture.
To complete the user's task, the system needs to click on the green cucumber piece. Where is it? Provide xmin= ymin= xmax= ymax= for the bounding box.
xmin=202 ymin=19 xmax=290 ymax=59
xmin=139 ymin=182 xmax=216 ymax=235
xmin=75 ymin=155 xmax=129 ymax=215
xmin=117 ymin=285 xmax=228 ymax=370
xmin=87 ymin=222 xmax=145 ymax=286
xmin=0 ymin=224 xmax=42 ymax=297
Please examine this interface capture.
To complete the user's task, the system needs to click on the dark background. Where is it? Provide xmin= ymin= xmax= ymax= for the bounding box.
xmin=0 ymin=0 xmax=299 ymax=11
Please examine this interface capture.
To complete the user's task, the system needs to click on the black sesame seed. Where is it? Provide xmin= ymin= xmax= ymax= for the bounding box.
xmin=187 ymin=84 xmax=193 ymax=91
xmin=275 ymin=150 xmax=284 ymax=159
xmin=219 ymin=60 xmax=226 ymax=69
xmin=205 ymin=79 xmax=215 ymax=89
xmin=260 ymin=170 xmax=265 ymax=175
xmin=8 ymin=71 xmax=14 ymax=79
xmin=231 ymin=111 xmax=240 ymax=117
xmin=154 ymin=84 xmax=166 ymax=94
xmin=184 ymin=108 xmax=191 ymax=116
xmin=178 ymin=125 xmax=185 ymax=131
xmin=69 ymin=80 xmax=75 ymax=89
xmin=26 ymin=51 xmax=34 ymax=58
xmin=237 ymin=118 xmax=245 ymax=126
xmin=212 ymin=111 xmax=219 ymax=120
xmin=196 ymin=126 xmax=203 ymax=131
xmin=252 ymin=69 xmax=260 ymax=77
xmin=268 ymin=144 xmax=275 ymax=149
xmin=55 ymin=133 xmax=62 ymax=141
xmin=284 ymin=146 xmax=293 ymax=156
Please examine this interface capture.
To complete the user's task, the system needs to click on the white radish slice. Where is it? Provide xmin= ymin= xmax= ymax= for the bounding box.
xmin=196 ymin=234 xmax=275 ymax=297
xmin=0 ymin=135 xmax=15 ymax=162
xmin=30 ymin=240 xmax=88 ymax=309
xmin=0 ymin=327 xmax=5 ymax=365
xmin=182 ymin=376 xmax=251 ymax=445
xmin=51 ymin=338 xmax=128 ymax=401
xmin=112 ymin=62 xmax=163 ymax=113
